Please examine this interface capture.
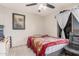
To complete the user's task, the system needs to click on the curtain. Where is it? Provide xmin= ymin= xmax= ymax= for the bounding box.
xmin=56 ymin=11 xmax=71 ymax=38
xmin=72 ymin=8 xmax=79 ymax=22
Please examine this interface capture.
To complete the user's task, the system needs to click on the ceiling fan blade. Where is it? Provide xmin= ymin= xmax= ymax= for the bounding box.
xmin=26 ymin=3 xmax=37 ymax=6
xmin=46 ymin=3 xmax=55 ymax=9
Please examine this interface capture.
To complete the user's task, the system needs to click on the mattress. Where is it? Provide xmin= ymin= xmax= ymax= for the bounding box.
xmin=46 ymin=48 xmax=63 ymax=56
xmin=27 ymin=35 xmax=69 ymax=56
xmin=45 ymin=44 xmax=67 ymax=55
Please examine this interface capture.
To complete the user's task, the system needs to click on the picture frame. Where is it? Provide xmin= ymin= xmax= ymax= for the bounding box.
xmin=12 ymin=13 xmax=25 ymax=30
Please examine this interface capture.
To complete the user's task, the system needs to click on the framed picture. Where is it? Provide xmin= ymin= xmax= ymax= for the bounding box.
xmin=12 ymin=13 xmax=25 ymax=30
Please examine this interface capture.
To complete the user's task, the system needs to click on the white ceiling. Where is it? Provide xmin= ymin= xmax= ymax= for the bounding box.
xmin=0 ymin=3 xmax=79 ymax=16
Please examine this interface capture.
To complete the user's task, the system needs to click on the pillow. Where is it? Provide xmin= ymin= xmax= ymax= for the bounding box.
xmin=32 ymin=34 xmax=43 ymax=38
xmin=41 ymin=34 xmax=49 ymax=37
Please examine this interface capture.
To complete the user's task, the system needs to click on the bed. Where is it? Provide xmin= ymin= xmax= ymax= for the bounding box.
xmin=27 ymin=35 xmax=69 ymax=56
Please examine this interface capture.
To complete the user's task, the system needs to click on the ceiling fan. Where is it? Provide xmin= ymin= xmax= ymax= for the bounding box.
xmin=26 ymin=3 xmax=55 ymax=12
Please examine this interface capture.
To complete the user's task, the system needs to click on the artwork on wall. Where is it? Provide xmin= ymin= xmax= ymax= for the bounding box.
xmin=12 ymin=13 xmax=25 ymax=30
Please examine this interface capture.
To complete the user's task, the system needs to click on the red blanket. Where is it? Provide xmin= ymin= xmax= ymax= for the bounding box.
xmin=27 ymin=36 xmax=69 ymax=56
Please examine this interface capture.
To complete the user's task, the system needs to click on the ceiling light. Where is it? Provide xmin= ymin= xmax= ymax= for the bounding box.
xmin=38 ymin=4 xmax=44 ymax=10
xmin=38 ymin=4 xmax=47 ymax=12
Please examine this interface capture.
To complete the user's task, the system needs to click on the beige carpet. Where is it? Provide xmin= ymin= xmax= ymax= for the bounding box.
xmin=9 ymin=45 xmax=35 ymax=56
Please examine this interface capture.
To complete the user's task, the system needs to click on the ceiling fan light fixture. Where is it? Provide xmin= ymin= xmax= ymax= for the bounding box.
xmin=26 ymin=3 xmax=55 ymax=13
xmin=38 ymin=4 xmax=44 ymax=10
xmin=38 ymin=4 xmax=47 ymax=12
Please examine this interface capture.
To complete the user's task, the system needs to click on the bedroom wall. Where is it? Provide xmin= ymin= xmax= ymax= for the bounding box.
xmin=0 ymin=5 xmax=46 ymax=47
xmin=44 ymin=10 xmax=58 ymax=37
